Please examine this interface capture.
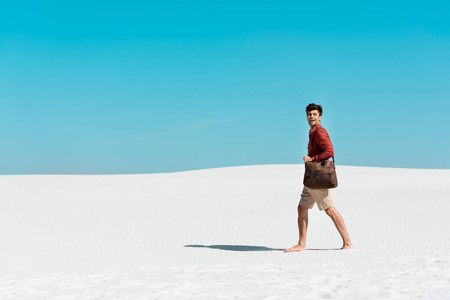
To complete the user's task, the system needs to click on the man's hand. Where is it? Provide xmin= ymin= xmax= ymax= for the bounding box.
xmin=303 ymin=156 xmax=312 ymax=163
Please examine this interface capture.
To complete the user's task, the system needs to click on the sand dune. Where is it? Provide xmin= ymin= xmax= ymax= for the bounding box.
xmin=1 ymin=165 xmax=449 ymax=299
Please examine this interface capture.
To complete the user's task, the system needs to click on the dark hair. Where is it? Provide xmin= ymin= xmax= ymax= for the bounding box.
xmin=306 ymin=103 xmax=323 ymax=116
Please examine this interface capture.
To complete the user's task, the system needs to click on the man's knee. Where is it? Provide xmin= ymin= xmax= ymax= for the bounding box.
xmin=325 ymin=207 xmax=336 ymax=217
xmin=298 ymin=205 xmax=309 ymax=215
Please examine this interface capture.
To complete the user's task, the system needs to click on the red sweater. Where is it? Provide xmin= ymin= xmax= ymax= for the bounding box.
xmin=308 ymin=123 xmax=334 ymax=162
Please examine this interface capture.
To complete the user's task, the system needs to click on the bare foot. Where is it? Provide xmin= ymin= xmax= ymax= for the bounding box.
xmin=341 ymin=244 xmax=355 ymax=250
xmin=285 ymin=244 xmax=306 ymax=252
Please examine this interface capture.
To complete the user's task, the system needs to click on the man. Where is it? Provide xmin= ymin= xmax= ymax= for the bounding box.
xmin=285 ymin=103 xmax=354 ymax=252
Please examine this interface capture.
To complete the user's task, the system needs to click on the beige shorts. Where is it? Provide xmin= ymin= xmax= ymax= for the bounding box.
xmin=299 ymin=186 xmax=334 ymax=211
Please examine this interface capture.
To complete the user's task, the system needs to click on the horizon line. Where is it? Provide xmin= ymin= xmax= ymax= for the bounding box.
xmin=1 ymin=163 xmax=448 ymax=176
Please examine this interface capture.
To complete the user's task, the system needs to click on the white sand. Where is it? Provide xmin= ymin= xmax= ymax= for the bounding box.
xmin=1 ymin=164 xmax=449 ymax=299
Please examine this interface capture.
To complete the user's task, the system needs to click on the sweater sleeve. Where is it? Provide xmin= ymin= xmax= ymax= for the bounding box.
xmin=311 ymin=129 xmax=334 ymax=162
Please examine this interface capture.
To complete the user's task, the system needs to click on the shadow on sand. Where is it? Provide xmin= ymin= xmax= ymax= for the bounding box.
xmin=184 ymin=245 xmax=341 ymax=252
xmin=184 ymin=244 xmax=285 ymax=252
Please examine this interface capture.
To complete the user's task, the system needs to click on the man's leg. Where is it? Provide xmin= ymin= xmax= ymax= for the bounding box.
xmin=285 ymin=205 xmax=309 ymax=252
xmin=325 ymin=207 xmax=354 ymax=249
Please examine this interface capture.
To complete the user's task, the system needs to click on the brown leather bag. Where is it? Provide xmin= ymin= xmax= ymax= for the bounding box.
xmin=303 ymin=156 xmax=338 ymax=189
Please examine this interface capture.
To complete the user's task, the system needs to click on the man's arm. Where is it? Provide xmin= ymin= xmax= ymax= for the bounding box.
xmin=310 ymin=129 xmax=334 ymax=162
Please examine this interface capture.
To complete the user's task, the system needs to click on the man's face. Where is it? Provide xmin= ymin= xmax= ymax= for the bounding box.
xmin=307 ymin=110 xmax=322 ymax=128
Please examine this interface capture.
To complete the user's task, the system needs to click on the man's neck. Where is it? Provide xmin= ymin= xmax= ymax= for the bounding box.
xmin=310 ymin=123 xmax=320 ymax=130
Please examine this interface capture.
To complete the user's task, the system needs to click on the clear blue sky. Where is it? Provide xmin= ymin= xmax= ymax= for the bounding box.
xmin=1 ymin=0 xmax=449 ymax=174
